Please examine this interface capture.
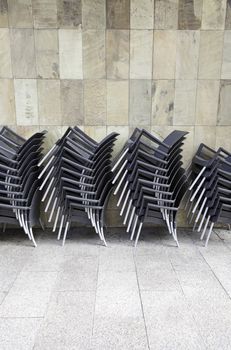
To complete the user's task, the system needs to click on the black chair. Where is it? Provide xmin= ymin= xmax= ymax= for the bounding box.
xmin=38 ymin=127 xmax=119 ymax=246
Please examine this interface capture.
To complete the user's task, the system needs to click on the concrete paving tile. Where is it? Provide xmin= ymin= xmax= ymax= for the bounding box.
xmin=0 ymin=271 xmax=57 ymax=317
xmin=92 ymin=290 xmax=148 ymax=350
xmin=176 ymin=269 xmax=222 ymax=291
xmin=97 ymin=270 xmax=138 ymax=292
xmin=0 ymin=318 xmax=42 ymax=350
xmin=142 ymin=291 xmax=206 ymax=350
xmin=99 ymin=253 xmax=135 ymax=272
xmin=137 ymin=265 xmax=181 ymax=292
xmin=55 ymin=256 xmax=98 ymax=291
xmin=0 ymin=269 xmax=18 ymax=292
xmin=33 ymin=291 xmax=95 ymax=350
xmin=134 ymin=253 xmax=172 ymax=270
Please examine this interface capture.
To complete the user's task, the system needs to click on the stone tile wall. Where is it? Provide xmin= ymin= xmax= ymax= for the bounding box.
xmin=0 ymin=0 xmax=231 ymax=226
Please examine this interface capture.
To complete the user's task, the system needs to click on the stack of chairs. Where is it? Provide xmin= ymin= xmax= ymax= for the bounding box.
xmin=111 ymin=128 xmax=189 ymax=247
xmin=38 ymin=127 xmax=119 ymax=246
xmin=0 ymin=126 xmax=46 ymax=246
xmin=185 ymin=143 xmax=231 ymax=246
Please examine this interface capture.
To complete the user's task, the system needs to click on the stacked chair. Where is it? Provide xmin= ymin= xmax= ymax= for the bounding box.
xmin=38 ymin=127 xmax=119 ymax=246
xmin=185 ymin=143 xmax=231 ymax=246
xmin=0 ymin=126 xmax=46 ymax=246
xmin=111 ymin=128 xmax=189 ymax=247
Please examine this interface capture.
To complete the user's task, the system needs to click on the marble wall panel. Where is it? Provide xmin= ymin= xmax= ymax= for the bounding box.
xmin=106 ymin=30 xmax=129 ymax=79
xmin=38 ymin=79 xmax=61 ymax=125
xmin=174 ymin=80 xmax=197 ymax=125
xmin=201 ymin=0 xmax=226 ymax=30
xmin=194 ymin=126 xmax=216 ymax=150
xmin=216 ymin=126 xmax=231 ymax=150
xmin=57 ymin=0 xmax=81 ymax=28
xmin=130 ymin=0 xmax=154 ymax=29
xmin=176 ymin=30 xmax=200 ymax=79
xmin=221 ymin=30 xmax=231 ymax=79
xmin=195 ymin=80 xmax=220 ymax=125
xmin=198 ymin=30 xmax=223 ymax=79
xmin=11 ymin=29 xmax=36 ymax=78
xmin=0 ymin=0 xmax=8 ymax=27
xmin=226 ymin=0 xmax=231 ymax=29
xmin=14 ymin=79 xmax=38 ymax=125
xmin=0 ymin=28 xmax=12 ymax=78
xmin=217 ymin=80 xmax=231 ymax=125
xmin=178 ymin=0 xmax=202 ymax=29
xmin=154 ymin=0 xmax=178 ymax=29
xmin=106 ymin=0 xmax=130 ymax=29
xmin=152 ymin=80 xmax=174 ymax=126
xmin=35 ymin=29 xmax=59 ymax=79
xmin=153 ymin=30 xmax=176 ymax=79
xmin=59 ymin=29 xmax=83 ymax=79
xmin=82 ymin=0 xmax=105 ymax=29
xmin=83 ymin=30 xmax=105 ymax=79
xmin=84 ymin=80 xmax=106 ymax=125
xmin=130 ymin=30 xmax=153 ymax=79
xmin=61 ymin=80 xmax=83 ymax=125
xmin=8 ymin=0 xmax=33 ymax=28
xmin=0 ymin=79 xmax=15 ymax=124
xmin=32 ymin=0 xmax=57 ymax=28
xmin=130 ymin=79 xmax=151 ymax=126
xmin=107 ymin=80 xmax=129 ymax=125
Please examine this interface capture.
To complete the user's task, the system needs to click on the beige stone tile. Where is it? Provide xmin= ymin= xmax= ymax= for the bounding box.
xmin=32 ymin=0 xmax=57 ymax=28
xmin=84 ymin=126 xmax=107 ymax=142
xmin=221 ymin=31 xmax=231 ymax=79
xmin=131 ymin=0 xmax=154 ymax=29
xmin=198 ymin=30 xmax=223 ymax=79
xmin=195 ymin=80 xmax=220 ymax=126
xmin=152 ymin=80 xmax=174 ymax=126
xmin=57 ymin=0 xmax=81 ymax=28
xmin=153 ymin=30 xmax=176 ymax=79
xmin=174 ymin=80 xmax=197 ymax=126
xmin=107 ymin=125 xmax=129 ymax=156
xmin=178 ymin=0 xmax=202 ymax=29
xmin=82 ymin=0 xmax=105 ymax=29
xmin=0 ymin=79 xmax=15 ymax=125
xmin=61 ymin=80 xmax=83 ymax=125
xmin=84 ymin=80 xmax=106 ymax=125
xmin=216 ymin=126 xmax=231 ymax=150
xmin=59 ymin=29 xmax=83 ymax=79
xmin=154 ymin=0 xmax=178 ymax=29
xmin=176 ymin=30 xmax=200 ymax=79
xmin=202 ymin=0 xmax=226 ymax=29
xmin=0 ymin=0 xmax=8 ymax=27
xmin=217 ymin=80 xmax=231 ymax=126
xmin=226 ymin=0 xmax=231 ymax=29
xmin=130 ymin=30 xmax=153 ymax=79
xmin=35 ymin=29 xmax=59 ymax=79
xmin=130 ymin=80 xmax=151 ymax=126
xmin=40 ymin=125 xmax=62 ymax=153
xmin=11 ymin=29 xmax=36 ymax=78
xmin=16 ymin=125 xmax=40 ymax=138
xmin=8 ymin=0 xmax=33 ymax=28
xmin=106 ymin=0 xmax=130 ymax=29
xmin=38 ymin=79 xmax=61 ymax=126
xmin=14 ymin=79 xmax=38 ymax=126
xmin=107 ymin=80 xmax=129 ymax=125
xmin=83 ymin=30 xmax=105 ymax=79
xmin=0 ymin=29 xmax=12 ymax=78
xmin=106 ymin=30 xmax=129 ymax=79
xmin=194 ymin=126 xmax=216 ymax=150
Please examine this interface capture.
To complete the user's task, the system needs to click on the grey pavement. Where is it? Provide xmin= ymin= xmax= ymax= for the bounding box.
xmin=0 ymin=227 xmax=231 ymax=350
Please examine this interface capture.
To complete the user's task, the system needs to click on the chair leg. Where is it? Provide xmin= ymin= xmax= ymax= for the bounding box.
xmin=57 ymin=214 xmax=64 ymax=240
xmin=130 ymin=215 xmax=138 ymax=240
xmin=2 ymin=223 xmax=6 ymax=233
xmin=134 ymin=222 xmax=143 ymax=247
xmin=200 ymin=215 xmax=210 ymax=240
xmin=120 ymin=189 xmax=130 ymax=216
xmin=127 ymin=206 xmax=135 ymax=233
xmin=62 ymin=221 xmax=70 ymax=246
xmin=39 ymin=218 xmax=45 ymax=231
xmin=29 ymin=228 xmax=37 ymax=247
xmin=53 ymin=206 xmax=60 ymax=232
xmin=123 ymin=199 xmax=132 ymax=225
xmin=205 ymin=222 xmax=214 ymax=247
